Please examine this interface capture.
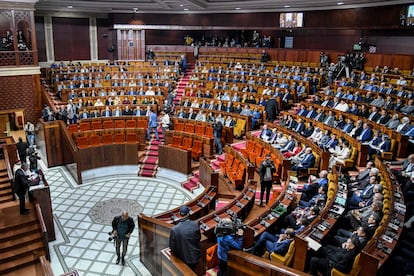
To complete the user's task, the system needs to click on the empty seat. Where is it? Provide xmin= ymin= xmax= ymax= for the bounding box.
xmin=174 ymin=122 xmax=184 ymax=132
xmin=169 ymin=136 xmax=182 ymax=147
xmin=91 ymin=121 xmax=102 ymax=130
xmin=191 ymin=140 xmax=203 ymax=160
xmin=103 ymin=120 xmax=114 ymax=129
xmin=115 ymin=120 xmax=125 ymax=129
xmin=125 ymin=120 xmax=136 ymax=128
xmin=68 ymin=124 xmax=78 ymax=133
xmin=76 ymin=136 xmax=88 ymax=148
xmin=79 ymin=122 xmax=90 ymax=131
xmin=179 ymin=137 xmax=193 ymax=150
xmin=185 ymin=123 xmax=195 ymax=133
xmin=126 ymin=133 xmax=137 ymax=143
xmin=102 ymin=134 xmax=113 ymax=144
xmin=89 ymin=135 xmax=101 ymax=146
xmin=114 ymin=133 xmax=125 ymax=143
xmin=195 ymin=125 xmax=205 ymax=136
xmin=137 ymin=119 xmax=147 ymax=129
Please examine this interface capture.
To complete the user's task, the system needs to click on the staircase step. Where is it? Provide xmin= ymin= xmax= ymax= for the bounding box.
xmin=0 ymin=189 xmax=12 ymax=196
xmin=0 ymin=232 xmax=43 ymax=253
xmin=0 ymin=195 xmax=14 ymax=204
xmin=0 ymin=222 xmax=40 ymax=242
xmin=0 ymin=249 xmax=44 ymax=274
xmin=0 ymin=182 xmax=11 ymax=189
xmin=0 ymin=239 xmax=43 ymax=263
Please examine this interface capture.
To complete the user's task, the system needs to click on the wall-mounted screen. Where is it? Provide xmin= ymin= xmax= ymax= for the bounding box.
xmin=280 ymin=13 xmax=304 ymax=28
xmin=407 ymin=5 xmax=414 ymax=26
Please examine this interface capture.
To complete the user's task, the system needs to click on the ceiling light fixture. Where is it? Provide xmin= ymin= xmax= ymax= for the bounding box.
xmin=337 ymin=2 xmax=344 ymax=5
xmin=180 ymin=4 xmax=183 ymax=7
xmin=284 ymin=5 xmax=290 ymax=8
xmin=67 ymin=5 xmax=73 ymax=8
xmin=184 ymin=8 xmax=189 ymax=11
xmin=235 ymin=7 xmax=241 ymax=10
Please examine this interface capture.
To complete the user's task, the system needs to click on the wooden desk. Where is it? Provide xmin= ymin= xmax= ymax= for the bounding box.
xmin=158 ymin=145 xmax=192 ymax=175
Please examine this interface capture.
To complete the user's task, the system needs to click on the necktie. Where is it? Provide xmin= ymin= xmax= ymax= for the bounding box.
xmin=360 ymin=129 xmax=367 ymax=139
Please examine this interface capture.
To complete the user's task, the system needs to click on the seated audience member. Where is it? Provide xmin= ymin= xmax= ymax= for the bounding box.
xmin=297 ymin=170 xmax=328 ymax=201
xmin=320 ymin=133 xmax=338 ymax=151
xmin=308 ymin=127 xmax=323 ymax=143
xmin=368 ymin=134 xmax=391 ymax=158
xmin=298 ymin=185 xmax=328 ymax=208
xmin=329 ymin=139 xmax=352 ymax=168
xmin=396 ymin=117 xmax=411 ymax=133
xmin=350 ymin=167 xmax=380 ymax=191
xmin=350 ymin=161 xmax=374 ymax=183
xmin=391 ymin=154 xmax=414 ymax=185
xmin=309 ymin=236 xmax=360 ymax=276
xmin=259 ymin=124 xmax=273 ymax=142
xmin=400 ymin=99 xmax=414 ymax=115
xmin=272 ymin=132 xmax=288 ymax=148
xmin=279 ymin=135 xmax=295 ymax=153
xmin=333 ymin=225 xmax=372 ymax=249
xmin=285 ymin=207 xmax=319 ymax=230
xmin=346 ymin=208 xmax=382 ymax=234
xmin=283 ymin=141 xmax=303 ymax=159
xmin=317 ymin=129 xmax=331 ymax=148
xmin=385 ymin=113 xmax=400 ymax=130
xmin=356 ymin=123 xmax=373 ymax=143
xmin=347 ymin=179 xmax=381 ymax=210
xmin=290 ymin=148 xmax=315 ymax=176
xmin=244 ymin=228 xmax=295 ymax=257
xmin=301 ymin=122 xmax=314 ymax=138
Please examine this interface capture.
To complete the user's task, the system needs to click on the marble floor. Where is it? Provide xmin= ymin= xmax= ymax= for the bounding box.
xmin=44 ymin=163 xmax=199 ymax=276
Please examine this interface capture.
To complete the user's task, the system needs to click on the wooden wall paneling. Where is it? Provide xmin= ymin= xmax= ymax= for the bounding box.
xmin=43 ymin=121 xmax=63 ymax=166
xmin=392 ymin=54 xmax=413 ymax=70
xmin=35 ymin=16 xmax=46 ymax=62
xmin=285 ymin=49 xmax=299 ymax=62
xmin=97 ymin=18 xmax=114 ymax=60
xmin=365 ymin=53 xmax=383 ymax=68
xmin=382 ymin=54 xmax=394 ymax=68
xmin=52 ymin=17 xmax=90 ymax=61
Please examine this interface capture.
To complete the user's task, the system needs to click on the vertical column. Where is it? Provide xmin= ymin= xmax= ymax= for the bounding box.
xmin=43 ymin=16 xmax=55 ymax=62
xmin=89 ymin=17 xmax=98 ymax=61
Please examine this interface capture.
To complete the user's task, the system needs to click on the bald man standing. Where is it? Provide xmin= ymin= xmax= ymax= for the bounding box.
xmin=111 ymin=211 xmax=135 ymax=265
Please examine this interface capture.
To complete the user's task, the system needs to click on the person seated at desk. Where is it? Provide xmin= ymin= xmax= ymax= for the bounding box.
xmin=301 ymin=122 xmax=314 ymax=138
xmin=272 ymin=131 xmax=288 ymax=147
xmin=308 ymin=127 xmax=323 ymax=143
xmin=328 ymin=139 xmax=352 ymax=168
xmin=297 ymin=170 xmax=329 ymax=201
xmin=259 ymin=124 xmax=273 ymax=142
xmin=283 ymin=141 xmax=303 ymax=159
xmin=299 ymin=185 xmax=328 ymax=209
xmin=317 ymin=129 xmax=331 ymax=148
xmin=309 ymin=237 xmax=360 ymax=276
xmin=285 ymin=207 xmax=318 ymax=231
xmin=356 ymin=123 xmax=373 ymax=143
xmin=290 ymin=147 xmax=315 ymax=176
xmin=347 ymin=179 xmax=381 ymax=210
xmin=333 ymin=225 xmax=372 ymax=250
xmin=368 ymin=134 xmax=391 ymax=159
xmin=243 ymin=228 xmax=295 ymax=257
xmin=390 ymin=154 xmax=414 ymax=186
xmin=279 ymin=135 xmax=295 ymax=153
xmin=320 ymin=133 xmax=338 ymax=152
xmin=346 ymin=204 xmax=382 ymax=237
xmin=350 ymin=167 xmax=380 ymax=191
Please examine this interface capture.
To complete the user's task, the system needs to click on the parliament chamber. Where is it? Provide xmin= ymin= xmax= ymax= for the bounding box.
xmin=0 ymin=0 xmax=414 ymax=275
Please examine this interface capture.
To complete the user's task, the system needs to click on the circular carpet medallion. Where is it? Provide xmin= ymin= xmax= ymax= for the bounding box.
xmin=88 ymin=198 xmax=142 ymax=224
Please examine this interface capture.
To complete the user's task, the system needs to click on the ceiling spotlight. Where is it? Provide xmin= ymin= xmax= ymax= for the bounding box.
xmin=180 ymin=4 xmax=183 ymax=7
xmin=133 ymin=8 xmax=138 ymax=13
xmin=235 ymin=7 xmax=241 ymax=10
xmin=284 ymin=5 xmax=290 ymax=8
xmin=337 ymin=2 xmax=344 ymax=5
xmin=184 ymin=8 xmax=189 ymax=11
xmin=67 ymin=5 xmax=73 ymax=8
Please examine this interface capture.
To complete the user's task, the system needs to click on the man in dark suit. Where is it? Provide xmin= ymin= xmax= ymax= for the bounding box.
xmin=169 ymin=206 xmax=201 ymax=272
xmin=90 ymin=109 xmax=100 ymax=118
xmin=357 ymin=123 xmax=373 ymax=142
xmin=294 ymin=119 xmax=305 ymax=134
xmin=309 ymin=236 xmax=360 ymax=276
xmin=15 ymin=163 xmax=31 ymax=215
xmin=265 ymin=98 xmax=278 ymax=122
xmin=291 ymin=148 xmax=315 ymax=176
xmin=187 ymin=108 xmax=196 ymax=120
xmin=102 ymin=106 xmax=112 ymax=117
xmin=367 ymin=106 xmax=380 ymax=121
xmin=376 ymin=109 xmax=390 ymax=125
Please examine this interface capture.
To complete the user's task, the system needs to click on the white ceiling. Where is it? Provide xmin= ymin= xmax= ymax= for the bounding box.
xmin=35 ymin=0 xmax=413 ymax=14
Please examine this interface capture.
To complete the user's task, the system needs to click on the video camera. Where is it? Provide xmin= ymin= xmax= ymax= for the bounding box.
xmin=108 ymin=232 xmax=117 ymax=242
xmin=214 ymin=213 xmax=246 ymax=237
